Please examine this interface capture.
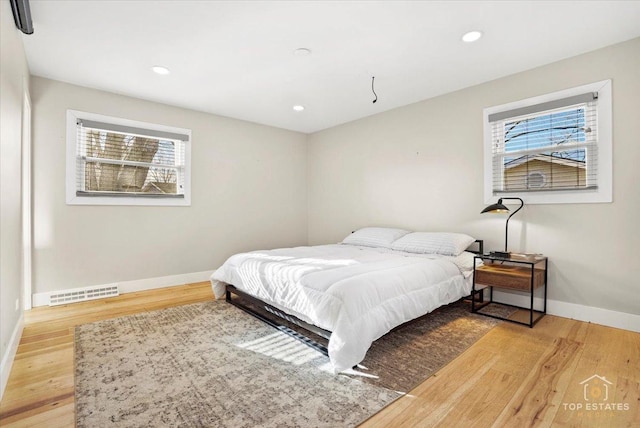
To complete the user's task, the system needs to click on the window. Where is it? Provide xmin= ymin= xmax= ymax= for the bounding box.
xmin=483 ymin=80 xmax=612 ymax=204
xmin=66 ymin=110 xmax=191 ymax=206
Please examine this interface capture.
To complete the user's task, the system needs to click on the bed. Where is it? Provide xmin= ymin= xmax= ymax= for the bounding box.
xmin=210 ymin=227 xmax=483 ymax=373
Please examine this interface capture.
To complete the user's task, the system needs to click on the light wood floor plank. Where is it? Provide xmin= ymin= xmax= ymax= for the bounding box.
xmin=1 ymin=282 xmax=638 ymax=427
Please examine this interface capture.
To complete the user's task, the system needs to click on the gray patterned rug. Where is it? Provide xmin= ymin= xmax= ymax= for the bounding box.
xmin=75 ymin=299 xmax=506 ymax=427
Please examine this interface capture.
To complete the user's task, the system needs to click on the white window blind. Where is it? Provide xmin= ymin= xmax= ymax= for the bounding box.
xmin=66 ymin=110 xmax=191 ymax=206
xmin=489 ymin=93 xmax=598 ymax=193
xmin=483 ymin=80 xmax=612 ymax=205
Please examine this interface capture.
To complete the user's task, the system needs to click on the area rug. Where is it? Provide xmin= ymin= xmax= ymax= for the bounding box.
xmin=75 ymin=299 xmax=507 ymax=427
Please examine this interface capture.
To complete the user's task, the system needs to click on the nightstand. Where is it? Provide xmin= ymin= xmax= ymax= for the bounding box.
xmin=471 ymin=253 xmax=548 ymax=327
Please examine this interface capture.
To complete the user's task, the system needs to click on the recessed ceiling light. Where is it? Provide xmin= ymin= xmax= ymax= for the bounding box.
xmin=293 ymin=105 xmax=305 ymax=112
xmin=293 ymin=48 xmax=311 ymax=56
xmin=151 ymin=65 xmax=170 ymax=75
xmin=462 ymin=30 xmax=483 ymax=43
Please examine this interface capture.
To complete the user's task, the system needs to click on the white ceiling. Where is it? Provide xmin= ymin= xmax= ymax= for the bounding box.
xmin=22 ymin=1 xmax=640 ymax=134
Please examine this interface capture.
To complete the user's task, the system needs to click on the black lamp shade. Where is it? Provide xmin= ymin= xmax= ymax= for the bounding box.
xmin=480 ymin=201 xmax=509 ymax=214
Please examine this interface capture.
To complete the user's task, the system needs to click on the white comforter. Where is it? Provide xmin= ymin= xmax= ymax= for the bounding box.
xmin=210 ymin=244 xmax=473 ymax=372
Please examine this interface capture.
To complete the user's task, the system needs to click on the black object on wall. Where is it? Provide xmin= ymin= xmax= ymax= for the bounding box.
xmin=10 ymin=0 xmax=34 ymax=35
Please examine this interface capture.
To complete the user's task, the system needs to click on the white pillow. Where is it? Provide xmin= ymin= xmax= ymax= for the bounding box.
xmin=341 ymin=227 xmax=411 ymax=248
xmin=390 ymin=232 xmax=476 ymax=256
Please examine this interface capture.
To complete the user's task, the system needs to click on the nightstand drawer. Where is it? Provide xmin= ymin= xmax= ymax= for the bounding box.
xmin=475 ymin=264 xmax=545 ymax=291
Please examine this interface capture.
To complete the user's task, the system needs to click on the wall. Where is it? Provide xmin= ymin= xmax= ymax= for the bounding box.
xmin=307 ymin=38 xmax=640 ymax=320
xmin=0 ymin=0 xmax=30 ymax=397
xmin=31 ymin=77 xmax=308 ymax=296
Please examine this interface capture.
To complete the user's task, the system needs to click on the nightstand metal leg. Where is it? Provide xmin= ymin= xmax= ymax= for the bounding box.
xmin=530 ymin=264 xmax=535 ymax=327
xmin=543 ymin=259 xmax=548 ymax=315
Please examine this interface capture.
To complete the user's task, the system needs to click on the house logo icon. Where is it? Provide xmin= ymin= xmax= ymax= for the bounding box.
xmin=580 ymin=374 xmax=612 ymax=402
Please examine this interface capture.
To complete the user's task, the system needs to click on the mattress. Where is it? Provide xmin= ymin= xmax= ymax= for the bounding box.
xmin=211 ymin=244 xmax=474 ymax=372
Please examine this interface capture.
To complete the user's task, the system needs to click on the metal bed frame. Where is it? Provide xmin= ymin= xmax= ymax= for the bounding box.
xmin=225 ymin=285 xmax=332 ymax=356
xmin=225 ymin=239 xmax=484 ymax=358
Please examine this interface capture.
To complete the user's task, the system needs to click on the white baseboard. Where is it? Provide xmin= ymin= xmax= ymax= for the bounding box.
xmin=0 ymin=312 xmax=24 ymax=402
xmin=492 ymin=290 xmax=640 ymax=333
xmin=32 ymin=270 xmax=215 ymax=307
xmin=546 ymin=300 xmax=640 ymax=333
xmin=30 ymin=273 xmax=640 ymax=331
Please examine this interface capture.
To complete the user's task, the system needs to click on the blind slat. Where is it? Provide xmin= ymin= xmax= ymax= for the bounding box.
xmin=80 ymin=156 xmax=181 ymax=170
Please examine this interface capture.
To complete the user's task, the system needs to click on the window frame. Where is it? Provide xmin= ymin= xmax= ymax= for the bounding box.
xmin=483 ymin=80 xmax=612 ymax=205
xmin=66 ymin=110 xmax=192 ymax=206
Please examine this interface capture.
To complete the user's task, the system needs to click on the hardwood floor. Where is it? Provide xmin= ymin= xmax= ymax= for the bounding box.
xmin=0 ymin=282 xmax=214 ymax=427
xmin=0 ymin=282 xmax=638 ymax=427
xmin=361 ymin=314 xmax=639 ymax=427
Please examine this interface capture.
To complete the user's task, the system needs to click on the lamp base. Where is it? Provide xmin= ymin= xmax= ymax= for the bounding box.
xmin=489 ymin=251 xmax=511 ymax=258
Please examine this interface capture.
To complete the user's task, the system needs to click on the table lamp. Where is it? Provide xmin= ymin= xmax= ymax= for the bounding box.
xmin=481 ymin=197 xmax=524 ymax=258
